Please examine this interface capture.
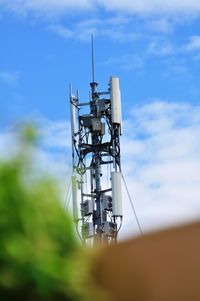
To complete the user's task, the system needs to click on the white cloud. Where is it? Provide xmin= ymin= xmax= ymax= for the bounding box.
xmin=104 ymin=39 xmax=175 ymax=70
xmin=48 ymin=17 xmax=143 ymax=42
xmin=0 ymin=0 xmax=93 ymax=17
xmin=120 ymin=100 xmax=200 ymax=239
xmin=184 ymin=35 xmax=200 ymax=51
xmin=48 ymin=24 xmax=73 ymax=39
xmin=49 ymin=21 xmax=97 ymax=41
xmin=105 ymin=54 xmax=144 ymax=70
xmin=0 ymin=71 xmax=20 ymax=86
xmin=40 ymin=119 xmax=72 ymax=150
xmin=146 ymin=18 xmax=174 ymax=34
xmin=147 ymin=40 xmax=174 ymax=56
xmin=0 ymin=119 xmax=72 ymax=178
xmin=0 ymin=1 xmax=196 ymax=50
xmin=1 ymin=0 xmax=200 ymax=17
xmin=98 ymin=0 xmax=200 ymax=15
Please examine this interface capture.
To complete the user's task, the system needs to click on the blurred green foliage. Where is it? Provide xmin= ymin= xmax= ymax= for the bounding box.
xmin=0 ymin=126 xmax=101 ymax=301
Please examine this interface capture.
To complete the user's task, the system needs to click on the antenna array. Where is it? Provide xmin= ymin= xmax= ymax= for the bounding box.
xmin=69 ymin=44 xmax=123 ymax=245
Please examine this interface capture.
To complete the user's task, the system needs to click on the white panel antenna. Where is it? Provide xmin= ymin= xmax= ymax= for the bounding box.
xmin=110 ymin=77 xmax=122 ymax=126
xmin=111 ymin=172 xmax=123 ymax=217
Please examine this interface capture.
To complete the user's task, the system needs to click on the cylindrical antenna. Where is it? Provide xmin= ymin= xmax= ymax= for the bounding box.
xmin=111 ymin=171 xmax=123 ymax=217
xmin=91 ymin=34 xmax=95 ymax=83
xmin=69 ymin=84 xmax=76 ymax=170
xmin=110 ymin=77 xmax=122 ymax=126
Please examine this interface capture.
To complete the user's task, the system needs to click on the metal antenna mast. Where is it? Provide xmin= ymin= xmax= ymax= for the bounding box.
xmin=91 ymin=34 xmax=95 ymax=83
xmin=69 ymin=38 xmax=123 ymax=245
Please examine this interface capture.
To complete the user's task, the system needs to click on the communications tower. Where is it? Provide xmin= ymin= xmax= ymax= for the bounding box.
xmin=69 ymin=44 xmax=123 ymax=245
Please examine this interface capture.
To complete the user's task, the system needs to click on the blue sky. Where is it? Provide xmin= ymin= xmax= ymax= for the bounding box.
xmin=0 ymin=0 xmax=200 ymax=238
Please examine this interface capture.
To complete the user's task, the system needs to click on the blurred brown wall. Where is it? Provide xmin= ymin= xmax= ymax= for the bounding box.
xmin=93 ymin=221 xmax=200 ymax=301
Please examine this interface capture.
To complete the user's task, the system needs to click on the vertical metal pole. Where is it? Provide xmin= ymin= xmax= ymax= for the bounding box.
xmin=90 ymin=81 xmax=102 ymax=242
